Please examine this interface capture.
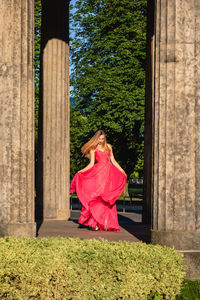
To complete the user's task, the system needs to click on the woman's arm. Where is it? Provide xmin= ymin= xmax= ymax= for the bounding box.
xmin=78 ymin=149 xmax=95 ymax=173
xmin=108 ymin=144 xmax=127 ymax=177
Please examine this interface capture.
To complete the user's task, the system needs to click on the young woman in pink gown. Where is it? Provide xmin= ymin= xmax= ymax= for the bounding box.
xmin=70 ymin=130 xmax=127 ymax=232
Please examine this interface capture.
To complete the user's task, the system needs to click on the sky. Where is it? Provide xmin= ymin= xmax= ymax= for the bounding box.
xmin=69 ymin=0 xmax=77 ymax=93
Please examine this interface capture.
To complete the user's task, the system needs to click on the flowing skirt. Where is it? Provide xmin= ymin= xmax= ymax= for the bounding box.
xmin=70 ymin=162 xmax=127 ymax=231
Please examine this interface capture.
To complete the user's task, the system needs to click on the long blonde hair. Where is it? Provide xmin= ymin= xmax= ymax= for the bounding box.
xmin=81 ymin=130 xmax=109 ymax=157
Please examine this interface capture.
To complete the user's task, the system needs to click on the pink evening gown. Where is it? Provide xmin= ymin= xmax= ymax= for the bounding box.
xmin=69 ymin=149 xmax=127 ymax=232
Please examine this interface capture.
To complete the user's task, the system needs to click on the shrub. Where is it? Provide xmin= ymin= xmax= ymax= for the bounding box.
xmin=0 ymin=237 xmax=186 ymax=299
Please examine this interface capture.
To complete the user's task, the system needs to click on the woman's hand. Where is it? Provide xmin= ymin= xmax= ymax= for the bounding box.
xmin=122 ymin=171 xmax=127 ymax=178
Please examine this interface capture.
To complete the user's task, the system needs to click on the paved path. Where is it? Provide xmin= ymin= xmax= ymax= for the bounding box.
xmin=37 ymin=211 xmax=151 ymax=243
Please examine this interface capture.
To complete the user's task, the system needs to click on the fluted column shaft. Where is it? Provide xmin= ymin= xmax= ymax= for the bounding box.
xmin=152 ymin=0 xmax=200 ymax=250
xmin=39 ymin=0 xmax=70 ymax=220
xmin=143 ymin=0 xmax=155 ymax=224
xmin=0 ymin=0 xmax=36 ymax=237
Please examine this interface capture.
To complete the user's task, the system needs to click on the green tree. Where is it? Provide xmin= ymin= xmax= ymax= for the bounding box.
xmin=70 ymin=0 xmax=147 ymax=177
xmin=70 ymin=106 xmax=90 ymax=177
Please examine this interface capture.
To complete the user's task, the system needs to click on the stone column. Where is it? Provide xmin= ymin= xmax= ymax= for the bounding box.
xmin=0 ymin=0 xmax=36 ymax=237
xmin=143 ymin=0 xmax=155 ymax=224
xmin=37 ymin=0 xmax=70 ymax=220
xmin=152 ymin=0 xmax=200 ymax=255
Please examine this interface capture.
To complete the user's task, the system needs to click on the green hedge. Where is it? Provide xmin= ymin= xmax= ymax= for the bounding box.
xmin=0 ymin=237 xmax=186 ymax=300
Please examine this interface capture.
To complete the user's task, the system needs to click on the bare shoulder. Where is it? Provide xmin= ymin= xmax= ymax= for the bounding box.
xmin=89 ymin=148 xmax=95 ymax=153
xmin=107 ymin=144 xmax=112 ymax=150
xmin=88 ymin=148 xmax=95 ymax=160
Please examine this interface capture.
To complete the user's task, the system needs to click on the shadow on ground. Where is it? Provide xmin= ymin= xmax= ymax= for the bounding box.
xmin=36 ymin=208 xmax=150 ymax=243
xmin=118 ymin=213 xmax=151 ymax=243
xmin=70 ymin=210 xmax=151 ymax=243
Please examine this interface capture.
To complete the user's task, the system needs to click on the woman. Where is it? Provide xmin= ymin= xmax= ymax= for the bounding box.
xmin=70 ymin=130 xmax=127 ymax=232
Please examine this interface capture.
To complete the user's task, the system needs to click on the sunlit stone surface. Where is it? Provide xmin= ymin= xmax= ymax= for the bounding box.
xmin=37 ymin=0 xmax=70 ymax=220
xmin=0 ymin=0 xmax=36 ymax=237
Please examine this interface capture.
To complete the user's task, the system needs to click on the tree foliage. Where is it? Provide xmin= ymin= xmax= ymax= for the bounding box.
xmin=70 ymin=106 xmax=90 ymax=177
xmin=70 ymin=0 xmax=147 ymax=177
xmin=34 ymin=0 xmax=147 ymax=177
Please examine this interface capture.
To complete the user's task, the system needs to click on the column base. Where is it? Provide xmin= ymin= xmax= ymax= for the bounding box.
xmin=152 ymin=230 xmax=200 ymax=280
xmin=0 ymin=222 xmax=36 ymax=238
xmin=57 ymin=209 xmax=70 ymax=220
xmin=177 ymin=251 xmax=200 ymax=280
xmin=44 ymin=209 xmax=70 ymax=221
xmin=151 ymin=229 xmax=200 ymax=250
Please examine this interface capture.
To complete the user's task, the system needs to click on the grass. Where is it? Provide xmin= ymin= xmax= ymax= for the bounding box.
xmin=70 ymin=184 xmax=144 ymax=202
xmin=176 ymin=279 xmax=200 ymax=300
xmin=71 ymin=193 xmax=143 ymax=202
xmin=144 ymin=279 xmax=200 ymax=299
